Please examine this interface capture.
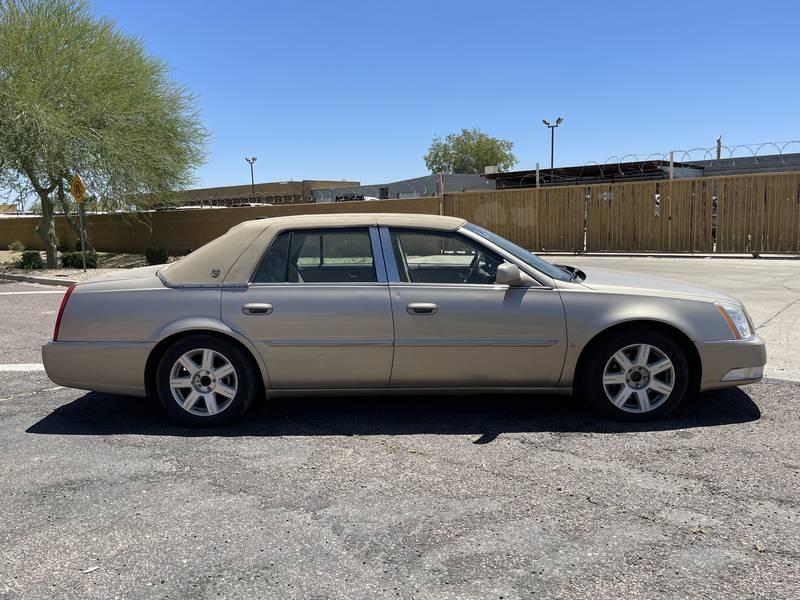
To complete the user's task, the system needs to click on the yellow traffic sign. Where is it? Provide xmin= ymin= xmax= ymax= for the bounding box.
xmin=71 ymin=174 xmax=86 ymax=204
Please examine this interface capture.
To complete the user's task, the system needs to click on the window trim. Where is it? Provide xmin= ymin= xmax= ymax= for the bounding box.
xmin=249 ymin=225 xmax=387 ymax=285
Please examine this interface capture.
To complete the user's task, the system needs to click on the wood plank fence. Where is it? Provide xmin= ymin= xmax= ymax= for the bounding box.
xmin=716 ymin=172 xmax=800 ymax=253
xmin=1 ymin=172 xmax=799 ymax=255
xmin=585 ymin=179 xmax=714 ymax=252
xmin=441 ymin=186 xmax=584 ymax=252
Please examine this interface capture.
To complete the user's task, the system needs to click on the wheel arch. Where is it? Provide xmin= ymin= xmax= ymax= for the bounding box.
xmin=572 ymin=320 xmax=702 ymax=395
xmin=144 ymin=323 xmax=270 ymax=399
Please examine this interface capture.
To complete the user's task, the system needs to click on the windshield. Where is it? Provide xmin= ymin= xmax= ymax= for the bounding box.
xmin=463 ymin=223 xmax=572 ymax=282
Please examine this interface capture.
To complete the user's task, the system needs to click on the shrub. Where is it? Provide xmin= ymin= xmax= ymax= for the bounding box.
xmin=60 ymin=250 xmax=98 ymax=269
xmin=145 ymin=246 xmax=169 ymax=265
xmin=18 ymin=250 xmax=43 ymax=269
xmin=8 ymin=240 xmax=25 ymax=252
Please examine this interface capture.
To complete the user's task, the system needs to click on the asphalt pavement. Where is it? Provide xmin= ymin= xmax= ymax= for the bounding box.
xmin=1 ymin=275 xmax=800 ymax=599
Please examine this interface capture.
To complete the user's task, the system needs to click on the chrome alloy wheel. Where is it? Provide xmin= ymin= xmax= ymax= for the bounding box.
xmin=169 ymin=348 xmax=238 ymax=416
xmin=602 ymin=343 xmax=675 ymax=414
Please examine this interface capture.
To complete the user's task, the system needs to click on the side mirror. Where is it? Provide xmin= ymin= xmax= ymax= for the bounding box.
xmin=496 ymin=262 xmax=525 ymax=286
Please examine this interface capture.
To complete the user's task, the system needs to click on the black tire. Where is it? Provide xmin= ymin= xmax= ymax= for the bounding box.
xmin=155 ymin=334 xmax=259 ymax=426
xmin=582 ymin=330 xmax=690 ymax=421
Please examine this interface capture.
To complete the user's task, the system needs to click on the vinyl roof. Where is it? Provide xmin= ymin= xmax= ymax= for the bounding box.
xmin=159 ymin=213 xmax=466 ymax=287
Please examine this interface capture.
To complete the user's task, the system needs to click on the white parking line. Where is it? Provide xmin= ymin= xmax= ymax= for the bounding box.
xmin=0 ymin=363 xmax=46 ymax=372
xmin=0 ymin=291 xmax=66 ymax=295
xmin=0 ymin=385 xmax=62 ymax=403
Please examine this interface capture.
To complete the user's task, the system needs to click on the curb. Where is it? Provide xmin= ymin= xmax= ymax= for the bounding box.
xmin=0 ymin=273 xmax=77 ymax=287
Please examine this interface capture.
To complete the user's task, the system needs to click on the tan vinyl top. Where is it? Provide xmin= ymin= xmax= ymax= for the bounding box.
xmin=159 ymin=213 xmax=467 ymax=287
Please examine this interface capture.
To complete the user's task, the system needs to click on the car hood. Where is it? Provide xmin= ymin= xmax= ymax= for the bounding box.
xmin=572 ymin=267 xmax=740 ymax=304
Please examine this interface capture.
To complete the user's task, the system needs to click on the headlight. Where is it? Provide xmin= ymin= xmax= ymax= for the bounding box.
xmin=715 ymin=303 xmax=753 ymax=340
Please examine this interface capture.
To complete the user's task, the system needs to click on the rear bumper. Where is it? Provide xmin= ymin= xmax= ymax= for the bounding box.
xmin=42 ymin=341 xmax=154 ymax=397
xmin=696 ymin=335 xmax=767 ymax=391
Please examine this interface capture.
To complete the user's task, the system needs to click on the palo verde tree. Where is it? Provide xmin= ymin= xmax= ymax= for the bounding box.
xmin=424 ymin=128 xmax=517 ymax=175
xmin=0 ymin=0 xmax=206 ymax=266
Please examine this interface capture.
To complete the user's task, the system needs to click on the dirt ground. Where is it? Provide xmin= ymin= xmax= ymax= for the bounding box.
xmin=0 ymin=249 xmax=149 ymax=281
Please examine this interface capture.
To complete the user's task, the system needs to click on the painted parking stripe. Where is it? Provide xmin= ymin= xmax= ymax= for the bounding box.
xmin=0 ymin=290 xmax=66 ymax=295
xmin=0 ymin=363 xmax=46 ymax=372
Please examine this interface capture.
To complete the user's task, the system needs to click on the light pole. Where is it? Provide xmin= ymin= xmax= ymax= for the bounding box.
xmin=542 ymin=117 xmax=564 ymax=175
xmin=245 ymin=156 xmax=257 ymax=200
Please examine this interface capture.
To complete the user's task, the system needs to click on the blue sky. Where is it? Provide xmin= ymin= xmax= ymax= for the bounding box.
xmin=92 ymin=0 xmax=800 ymax=188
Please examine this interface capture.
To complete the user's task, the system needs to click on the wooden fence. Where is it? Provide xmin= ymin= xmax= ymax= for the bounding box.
xmin=0 ymin=196 xmax=442 ymax=255
xmin=585 ymin=179 xmax=714 ymax=253
xmin=441 ymin=186 xmax=584 ymax=252
xmin=716 ymin=172 xmax=800 ymax=253
xmin=1 ymin=171 xmax=799 ymax=255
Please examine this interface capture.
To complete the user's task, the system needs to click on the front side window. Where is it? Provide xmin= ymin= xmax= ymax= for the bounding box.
xmin=389 ymin=228 xmax=503 ymax=284
xmin=253 ymin=228 xmax=377 ymax=283
xmin=463 ymin=223 xmax=571 ymax=282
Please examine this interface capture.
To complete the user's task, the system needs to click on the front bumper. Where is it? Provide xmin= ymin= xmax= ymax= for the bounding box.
xmin=42 ymin=340 xmax=154 ymax=397
xmin=695 ymin=335 xmax=767 ymax=391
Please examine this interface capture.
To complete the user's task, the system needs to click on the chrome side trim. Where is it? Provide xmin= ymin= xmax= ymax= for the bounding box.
xmin=263 ymin=339 xmax=394 ymax=347
xmin=262 ymin=338 xmax=557 ymax=347
xmin=394 ymin=339 xmax=559 ymax=347
xmin=387 ymin=282 xmax=556 ymax=292
xmin=247 ymin=283 xmax=390 ymax=289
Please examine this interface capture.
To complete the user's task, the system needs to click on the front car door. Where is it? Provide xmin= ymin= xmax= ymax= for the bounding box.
xmin=221 ymin=226 xmax=393 ymax=389
xmin=381 ymin=226 xmax=567 ymax=388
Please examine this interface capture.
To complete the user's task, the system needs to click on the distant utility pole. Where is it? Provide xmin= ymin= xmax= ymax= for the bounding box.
xmin=542 ymin=117 xmax=564 ymax=176
xmin=245 ymin=156 xmax=257 ymax=199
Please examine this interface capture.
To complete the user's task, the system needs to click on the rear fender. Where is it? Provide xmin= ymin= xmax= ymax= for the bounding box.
xmin=154 ymin=318 xmax=271 ymax=388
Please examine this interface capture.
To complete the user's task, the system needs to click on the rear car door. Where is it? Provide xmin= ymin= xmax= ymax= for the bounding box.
xmin=382 ymin=226 xmax=567 ymax=388
xmin=221 ymin=226 xmax=393 ymax=389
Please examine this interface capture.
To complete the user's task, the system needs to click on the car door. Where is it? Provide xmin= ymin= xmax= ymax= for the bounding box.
xmin=221 ymin=226 xmax=393 ymax=389
xmin=382 ymin=226 xmax=567 ymax=388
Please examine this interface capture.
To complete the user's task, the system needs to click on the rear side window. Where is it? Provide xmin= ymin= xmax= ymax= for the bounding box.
xmin=252 ymin=228 xmax=377 ymax=283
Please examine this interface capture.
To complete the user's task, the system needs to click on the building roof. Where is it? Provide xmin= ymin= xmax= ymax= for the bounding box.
xmin=484 ymin=160 xmax=700 ymax=188
xmin=485 ymin=152 xmax=800 ymax=188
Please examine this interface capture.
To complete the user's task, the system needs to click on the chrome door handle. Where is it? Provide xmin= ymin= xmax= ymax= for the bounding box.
xmin=407 ymin=303 xmax=438 ymax=315
xmin=242 ymin=303 xmax=273 ymax=315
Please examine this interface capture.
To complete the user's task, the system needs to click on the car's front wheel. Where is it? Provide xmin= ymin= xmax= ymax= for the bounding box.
xmin=582 ymin=331 xmax=690 ymax=421
xmin=155 ymin=335 xmax=258 ymax=426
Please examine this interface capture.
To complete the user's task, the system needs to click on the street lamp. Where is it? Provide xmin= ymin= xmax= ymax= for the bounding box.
xmin=245 ymin=156 xmax=257 ymax=200
xmin=542 ymin=117 xmax=564 ymax=176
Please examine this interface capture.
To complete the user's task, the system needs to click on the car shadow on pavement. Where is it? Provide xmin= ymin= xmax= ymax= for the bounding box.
xmin=26 ymin=387 xmax=761 ymax=440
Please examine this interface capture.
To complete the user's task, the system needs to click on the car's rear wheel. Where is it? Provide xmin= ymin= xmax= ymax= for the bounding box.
xmin=156 ymin=335 xmax=258 ymax=426
xmin=582 ymin=331 xmax=689 ymax=421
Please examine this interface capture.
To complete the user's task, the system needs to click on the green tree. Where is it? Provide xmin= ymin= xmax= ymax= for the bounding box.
xmin=0 ymin=0 xmax=206 ymax=266
xmin=424 ymin=128 xmax=517 ymax=175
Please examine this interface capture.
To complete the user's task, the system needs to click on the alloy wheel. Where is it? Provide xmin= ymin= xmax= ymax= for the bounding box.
xmin=602 ymin=343 xmax=675 ymax=414
xmin=169 ymin=348 xmax=238 ymax=416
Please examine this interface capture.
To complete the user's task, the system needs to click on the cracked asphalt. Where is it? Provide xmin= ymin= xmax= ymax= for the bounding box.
xmin=1 ymin=266 xmax=799 ymax=599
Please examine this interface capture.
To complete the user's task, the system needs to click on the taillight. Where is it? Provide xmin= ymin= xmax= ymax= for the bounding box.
xmin=53 ymin=284 xmax=76 ymax=341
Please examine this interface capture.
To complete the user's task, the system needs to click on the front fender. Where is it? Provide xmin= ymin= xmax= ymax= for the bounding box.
xmin=557 ymin=288 xmax=734 ymax=387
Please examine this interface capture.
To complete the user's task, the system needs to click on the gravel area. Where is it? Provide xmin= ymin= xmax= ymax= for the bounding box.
xmin=1 ymin=251 xmax=149 ymax=282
